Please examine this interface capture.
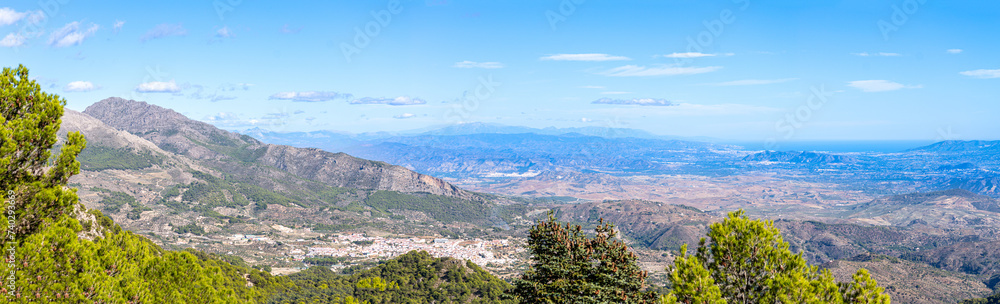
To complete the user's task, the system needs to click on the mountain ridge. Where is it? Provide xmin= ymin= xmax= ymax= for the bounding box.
xmin=83 ymin=97 xmax=472 ymax=198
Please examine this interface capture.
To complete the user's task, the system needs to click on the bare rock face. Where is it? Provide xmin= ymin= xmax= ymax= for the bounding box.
xmin=82 ymin=97 xmax=472 ymax=198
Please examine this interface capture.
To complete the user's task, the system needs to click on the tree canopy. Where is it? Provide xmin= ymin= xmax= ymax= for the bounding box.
xmin=509 ymin=213 xmax=659 ymax=304
xmin=661 ymin=210 xmax=890 ymax=304
xmin=1 ymin=65 xmax=286 ymax=303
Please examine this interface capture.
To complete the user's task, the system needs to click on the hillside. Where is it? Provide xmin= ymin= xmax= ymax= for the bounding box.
xmin=83 ymin=97 xmax=470 ymax=198
xmin=845 ymin=188 xmax=1000 ymax=227
xmin=824 ymin=256 xmax=992 ymax=304
xmin=58 ymin=99 xmax=526 ymax=272
xmin=553 ymin=199 xmax=712 ymax=251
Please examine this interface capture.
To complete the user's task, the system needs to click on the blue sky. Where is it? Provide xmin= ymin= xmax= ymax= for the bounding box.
xmin=3 ymin=0 xmax=998 ymax=141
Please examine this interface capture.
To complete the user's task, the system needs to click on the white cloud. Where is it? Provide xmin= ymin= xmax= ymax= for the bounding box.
xmin=453 ymin=61 xmax=503 ymax=69
xmin=946 ymin=49 xmax=963 ymax=54
xmin=393 ymin=113 xmax=416 ymax=119
xmin=140 ymin=23 xmax=187 ymax=42
xmin=0 ymin=7 xmax=33 ymax=26
xmin=135 ymin=80 xmax=182 ymax=93
xmin=661 ymin=52 xmax=733 ymax=58
xmin=959 ymin=69 xmax=1000 ymax=79
xmin=707 ymin=78 xmax=798 ymax=86
xmin=216 ymin=26 xmax=234 ymax=38
xmin=280 ymin=24 xmax=302 ymax=34
xmin=64 ymin=81 xmax=98 ymax=92
xmin=113 ymin=20 xmax=125 ymax=34
xmin=592 ymin=97 xmax=675 ymax=106
xmin=600 ymin=91 xmax=632 ymax=95
xmin=269 ymin=91 xmax=351 ymax=102
xmin=852 ymin=52 xmax=901 ymax=57
xmin=540 ymin=53 xmax=630 ymax=61
xmin=350 ymin=96 xmax=427 ymax=106
xmin=48 ymin=22 xmax=100 ymax=47
xmin=599 ymin=65 xmax=721 ymax=77
xmin=847 ymin=80 xmax=922 ymax=92
xmin=0 ymin=33 xmax=24 ymax=47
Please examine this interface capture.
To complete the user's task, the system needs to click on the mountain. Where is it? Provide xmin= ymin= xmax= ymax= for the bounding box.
xmin=334 ymin=132 xmax=728 ymax=178
xmin=246 ymin=122 xmax=720 ymax=142
xmin=907 ymin=140 xmax=1000 ymax=153
xmin=742 ymin=150 xmax=856 ymax=164
xmin=83 ymin=97 xmax=469 ymax=198
xmin=58 ymin=98 xmax=527 ymax=274
xmin=419 ymin=122 xmax=718 ymax=141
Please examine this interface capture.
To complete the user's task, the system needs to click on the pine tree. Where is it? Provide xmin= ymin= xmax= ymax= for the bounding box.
xmin=0 ymin=64 xmax=86 ymax=241
xmin=509 ymin=212 xmax=659 ymax=304
xmin=1 ymin=65 xmax=284 ymax=303
xmin=661 ymin=210 xmax=890 ymax=304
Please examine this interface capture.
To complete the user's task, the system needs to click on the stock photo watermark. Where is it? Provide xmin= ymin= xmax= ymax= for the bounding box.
xmin=12 ymin=0 xmax=71 ymax=53
xmin=443 ymin=74 xmax=501 ymax=122
xmin=341 ymin=0 xmax=404 ymax=63
xmin=127 ymin=65 xmax=171 ymax=102
xmin=4 ymin=190 xmax=15 ymax=299
xmin=764 ymin=85 xmax=835 ymax=150
xmin=672 ymin=0 xmax=749 ymax=67
xmin=877 ymin=0 xmax=927 ymax=41
xmin=214 ymin=0 xmax=244 ymax=21
xmin=545 ymin=0 xmax=585 ymax=31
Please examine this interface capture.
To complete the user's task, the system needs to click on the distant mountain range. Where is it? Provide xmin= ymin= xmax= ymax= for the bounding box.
xmin=243 ymin=122 xmax=720 ymax=143
xmin=907 ymin=140 xmax=1000 ymax=152
xmin=742 ymin=151 xmax=857 ymax=164
xmin=907 ymin=140 xmax=1000 ymax=153
xmin=242 ymin=124 xmax=736 ymax=178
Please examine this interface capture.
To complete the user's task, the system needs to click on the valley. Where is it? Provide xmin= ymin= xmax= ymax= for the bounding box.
xmin=60 ymin=97 xmax=1000 ymax=303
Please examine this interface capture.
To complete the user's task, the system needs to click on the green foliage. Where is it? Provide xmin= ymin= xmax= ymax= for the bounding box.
xmin=76 ymin=144 xmax=163 ymax=171
xmin=962 ymin=292 xmax=1000 ymax=304
xmin=303 ymin=256 xmax=348 ymax=266
xmin=270 ymin=250 xmax=513 ymax=304
xmin=662 ymin=210 xmax=891 ymax=304
xmin=364 ymin=190 xmax=490 ymax=224
xmin=1 ymin=65 xmax=288 ymax=303
xmin=96 ymin=191 xmax=136 ymax=213
xmin=185 ymin=133 xmax=268 ymax=163
xmin=0 ymin=64 xmax=86 ymax=239
xmin=509 ymin=213 xmax=659 ymax=304
xmin=171 ymin=170 xmax=301 ymax=212
xmin=173 ymin=223 xmax=206 ymax=235
xmin=660 ymin=244 xmax=724 ymax=304
xmin=12 ymin=217 xmax=285 ymax=303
